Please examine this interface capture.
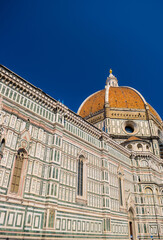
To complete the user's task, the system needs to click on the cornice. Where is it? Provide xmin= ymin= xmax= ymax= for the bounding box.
xmin=0 ymin=65 xmax=57 ymax=112
xmin=135 ymin=151 xmax=162 ymax=164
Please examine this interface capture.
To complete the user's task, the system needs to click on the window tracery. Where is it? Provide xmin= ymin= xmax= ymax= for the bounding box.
xmin=48 ymin=209 xmax=55 ymax=228
xmin=10 ymin=148 xmax=27 ymax=194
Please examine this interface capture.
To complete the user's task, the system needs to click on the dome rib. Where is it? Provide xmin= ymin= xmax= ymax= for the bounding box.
xmin=147 ymin=103 xmax=162 ymax=123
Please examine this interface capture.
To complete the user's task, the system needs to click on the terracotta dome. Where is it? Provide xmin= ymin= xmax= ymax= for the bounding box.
xmin=78 ymin=86 xmax=162 ymax=123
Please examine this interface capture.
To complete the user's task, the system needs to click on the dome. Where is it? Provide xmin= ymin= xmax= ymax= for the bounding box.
xmin=78 ymin=71 xmax=162 ymax=124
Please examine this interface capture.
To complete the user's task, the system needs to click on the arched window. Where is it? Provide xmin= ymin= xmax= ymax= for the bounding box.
xmin=119 ymin=178 xmax=123 ymax=206
xmin=77 ymin=156 xmax=84 ymax=196
xmin=10 ymin=148 xmax=27 ymax=194
xmin=145 ymin=187 xmax=152 ymax=194
xmin=128 ymin=208 xmax=135 ymax=238
xmin=137 ymin=143 xmax=143 ymax=151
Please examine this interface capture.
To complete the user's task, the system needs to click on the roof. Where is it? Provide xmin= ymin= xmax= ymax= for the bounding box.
xmin=78 ymin=89 xmax=105 ymax=118
xmin=78 ymin=86 xmax=162 ymax=123
xmin=124 ymin=136 xmax=141 ymax=142
xmin=121 ymin=136 xmax=150 ymax=146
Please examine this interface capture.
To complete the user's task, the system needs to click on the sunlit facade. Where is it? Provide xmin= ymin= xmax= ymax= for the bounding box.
xmin=0 ymin=65 xmax=162 ymax=239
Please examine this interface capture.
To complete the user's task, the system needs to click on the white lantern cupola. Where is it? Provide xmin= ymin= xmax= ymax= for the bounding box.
xmin=106 ymin=69 xmax=118 ymax=87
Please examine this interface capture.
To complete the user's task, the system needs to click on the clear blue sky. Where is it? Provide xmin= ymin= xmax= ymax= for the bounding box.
xmin=0 ymin=0 xmax=163 ymax=118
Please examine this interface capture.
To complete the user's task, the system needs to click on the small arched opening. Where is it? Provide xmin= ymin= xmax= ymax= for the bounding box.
xmin=128 ymin=208 xmax=136 ymax=240
xmin=127 ymin=144 xmax=132 ymax=150
xmin=137 ymin=143 xmax=143 ymax=151
xmin=76 ymin=153 xmax=87 ymax=204
xmin=77 ymin=155 xmax=84 ymax=196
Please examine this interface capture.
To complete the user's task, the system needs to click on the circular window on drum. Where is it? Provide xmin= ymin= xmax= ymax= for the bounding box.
xmin=127 ymin=144 xmax=132 ymax=150
xmin=123 ymin=121 xmax=138 ymax=135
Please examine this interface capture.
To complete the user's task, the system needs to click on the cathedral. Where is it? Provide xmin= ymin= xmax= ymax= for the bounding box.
xmin=0 ymin=65 xmax=162 ymax=240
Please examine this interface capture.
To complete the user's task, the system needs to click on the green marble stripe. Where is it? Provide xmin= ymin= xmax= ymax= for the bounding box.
xmin=0 ymin=203 xmax=44 ymax=213
xmin=0 ymin=204 xmax=25 ymax=211
xmin=110 ymin=219 xmax=128 ymax=223
xmin=0 ymin=231 xmax=129 ymax=238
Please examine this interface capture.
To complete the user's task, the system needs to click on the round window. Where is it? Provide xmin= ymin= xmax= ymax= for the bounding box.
xmin=123 ymin=120 xmax=138 ymax=135
xmin=125 ymin=126 xmax=134 ymax=133
xmin=127 ymin=144 xmax=132 ymax=150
